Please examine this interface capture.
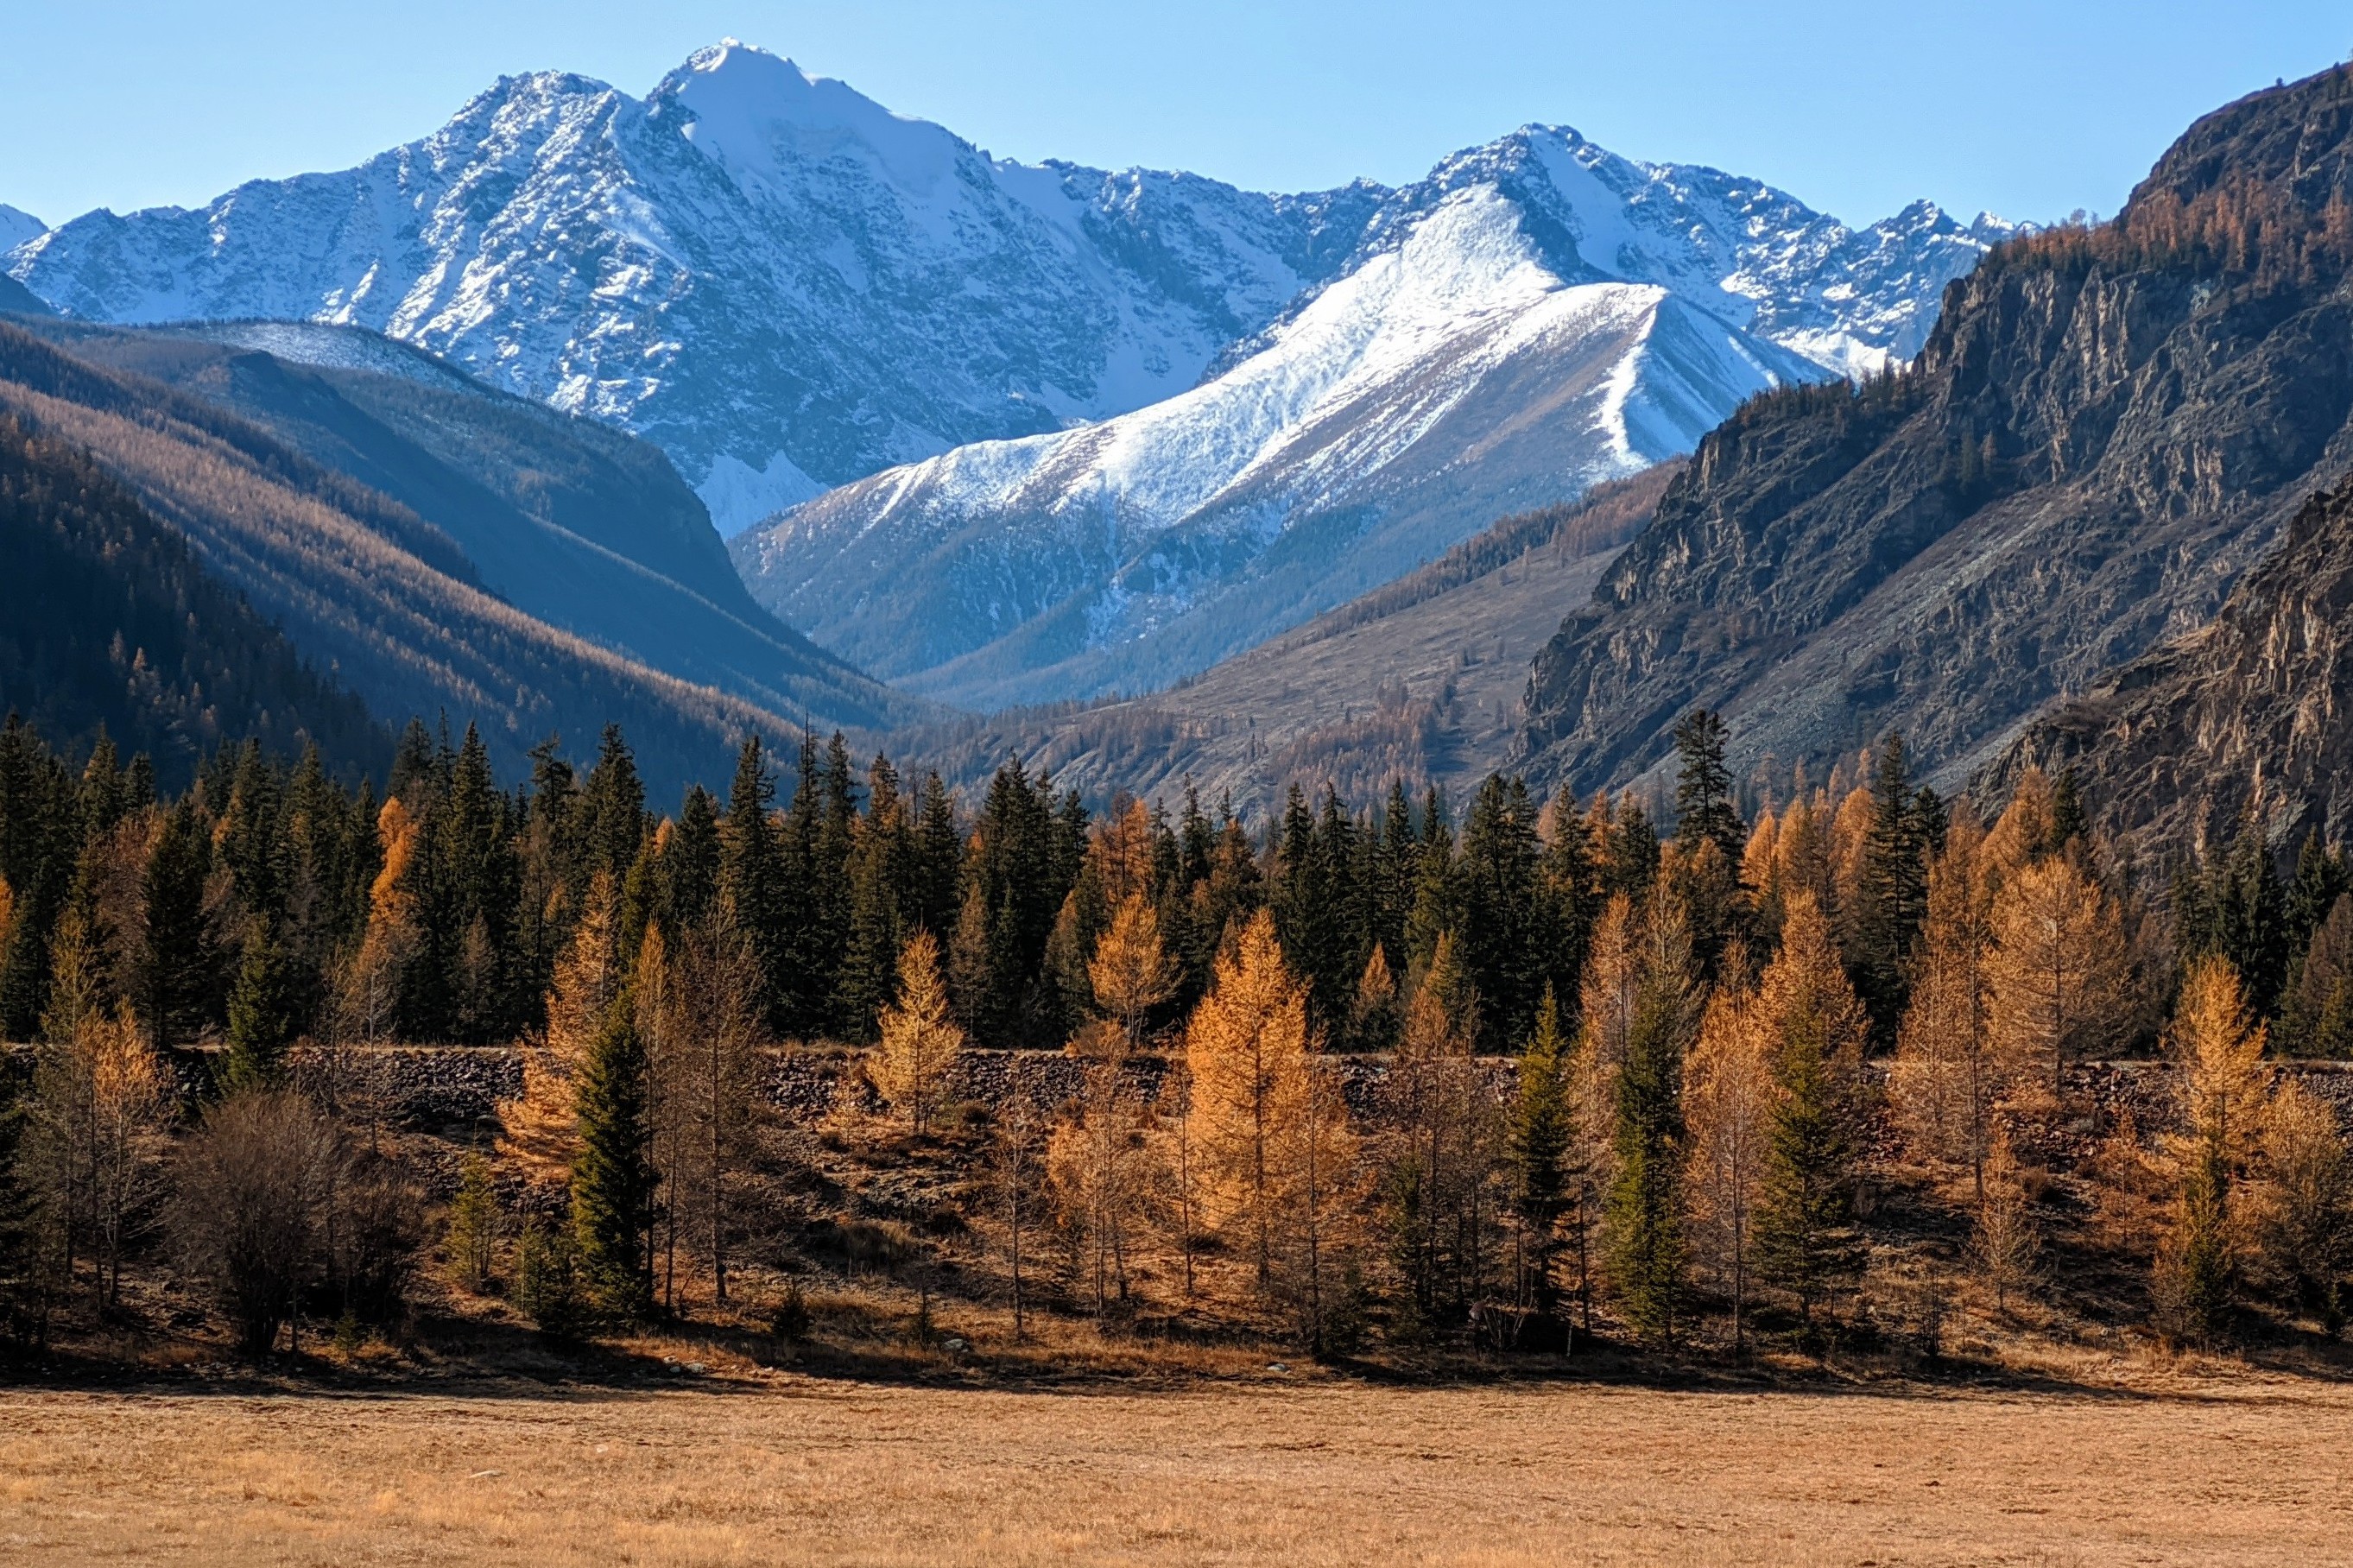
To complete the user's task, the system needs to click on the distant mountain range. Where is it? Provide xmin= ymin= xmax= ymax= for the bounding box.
xmin=6 ymin=40 xmax=2014 ymax=711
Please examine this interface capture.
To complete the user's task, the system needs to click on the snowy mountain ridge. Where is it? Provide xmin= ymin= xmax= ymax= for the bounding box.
xmin=8 ymin=40 xmax=2009 ymax=542
xmin=729 ymin=122 xmax=2006 ymax=707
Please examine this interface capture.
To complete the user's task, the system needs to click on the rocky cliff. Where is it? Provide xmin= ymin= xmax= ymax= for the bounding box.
xmin=1989 ymin=472 xmax=2353 ymax=855
xmin=1517 ymin=65 xmax=2353 ymax=801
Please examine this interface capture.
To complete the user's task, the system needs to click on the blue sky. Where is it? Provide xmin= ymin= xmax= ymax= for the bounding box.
xmin=3 ymin=2 xmax=2348 ymax=231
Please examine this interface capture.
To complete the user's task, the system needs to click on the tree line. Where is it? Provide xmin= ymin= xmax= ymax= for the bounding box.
xmin=3 ymin=704 xmax=2350 ymax=1355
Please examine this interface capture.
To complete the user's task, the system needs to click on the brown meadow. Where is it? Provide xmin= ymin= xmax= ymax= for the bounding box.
xmin=5 ymin=1366 xmax=2351 ymax=1566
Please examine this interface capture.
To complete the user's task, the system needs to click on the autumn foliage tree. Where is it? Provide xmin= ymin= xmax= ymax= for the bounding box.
xmin=1751 ymin=894 xmax=1869 ymax=1330
xmin=1985 ymin=857 xmax=2127 ymax=1098
xmin=1186 ymin=910 xmax=1350 ymax=1297
xmin=2154 ymin=957 xmax=2273 ymax=1344
xmin=1683 ymin=967 xmax=1773 ymax=1352
xmin=873 ymin=930 xmax=964 ymax=1137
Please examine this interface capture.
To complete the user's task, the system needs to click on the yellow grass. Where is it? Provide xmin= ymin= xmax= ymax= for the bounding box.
xmin=5 ymin=1369 xmax=2352 ymax=1565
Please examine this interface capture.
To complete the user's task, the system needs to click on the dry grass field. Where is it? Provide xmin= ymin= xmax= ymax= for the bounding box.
xmin=6 ymin=1365 xmax=2353 ymax=1566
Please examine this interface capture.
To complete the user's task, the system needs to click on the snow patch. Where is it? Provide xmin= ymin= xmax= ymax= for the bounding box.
xmin=701 ymin=448 xmax=825 ymax=536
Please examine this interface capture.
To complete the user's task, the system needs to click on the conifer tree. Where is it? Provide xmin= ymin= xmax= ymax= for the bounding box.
xmin=912 ymin=771 xmax=963 ymax=941
xmin=1672 ymin=709 xmax=1745 ymax=864
xmin=873 ymin=930 xmax=963 ymax=1136
xmin=1606 ymin=793 xmax=1660 ymax=901
xmin=1540 ymin=784 xmax=1603 ymax=1009
xmin=1603 ymin=900 xmax=1698 ymax=1345
xmin=1891 ymin=812 xmax=2016 ymax=1195
xmin=1509 ymin=987 xmax=1572 ymax=1317
xmin=721 ymin=736 xmax=790 ymax=1034
xmin=1753 ymin=894 xmax=1869 ymax=1329
xmin=840 ymin=756 xmax=915 ymax=1038
xmin=1088 ymin=894 xmax=1176 ymax=1053
xmin=642 ymin=901 xmax=768 ymax=1302
xmin=1348 ymin=945 xmax=1401 ymax=1053
xmin=2282 ymin=895 xmax=2353 ymax=1057
xmin=138 ymin=798 xmax=212 ymax=1055
xmin=1382 ymin=933 xmax=1493 ymax=1324
xmin=2154 ymin=957 xmax=2272 ymax=1344
xmin=1186 ymin=909 xmax=1316 ymax=1283
xmin=1458 ymin=774 xmax=1547 ymax=1050
xmin=445 ymin=1153 xmax=503 ymax=1293
xmin=572 ymin=993 xmax=656 ymax=1319
xmin=2258 ymin=1078 xmax=2350 ymax=1328
xmin=1684 ymin=970 xmax=1773 ymax=1353
xmin=1047 ymin=1063 xmax=1152 ymax=1324
xmin=1985 ymin=857 xmax=2127 ymax=1096
xmin=661 ymin=786 xmax=723 ymax=939
xmin=2285 ymin=832 xmax=2349 ymax=960
xmin=500 ymin=870 xmax=624 ymax=1186
xmin=1854 ymin=733 xmax=1929 ymax=1035
xmin=222 ymin=919 xmax=298 ymax=1091
xmin=1972 ymin=1126 xmax=2040 ymax=1315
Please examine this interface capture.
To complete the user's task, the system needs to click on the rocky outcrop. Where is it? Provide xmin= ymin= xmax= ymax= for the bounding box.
xmin=1518 ymin=65 xmax=2353 ymax=801
xmin=1987 ymin=473 xmax=2353 ymax=856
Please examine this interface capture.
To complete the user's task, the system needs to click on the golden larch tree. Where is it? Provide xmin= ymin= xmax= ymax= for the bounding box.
xmin=1185 ymin=908 xmax=1314 ymax=1282
xmin=1891 ymin=811 xmax=2021 ymax=1193
xmin=2154 ymin=956 xmax=2274 ymax=1342
xmin=1983 ymin=856 xmax=2125 ymax=1097
xmin=873 ymin=929 xmax=964 ymax=1136
xmin=499 ymin=869 xmax=624 ymax=1185
xmin=1088 ymin=893 xmax=1176 ymax=1053
xmin=1683 ymin=975 xmax=1774 ymax=1352
xmin=1972 ymin=1125 xmax=2040 ymax=1314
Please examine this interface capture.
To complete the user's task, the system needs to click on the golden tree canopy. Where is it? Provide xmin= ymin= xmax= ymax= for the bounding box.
xmin=875 ymin=929 xmax=965 ymax=1135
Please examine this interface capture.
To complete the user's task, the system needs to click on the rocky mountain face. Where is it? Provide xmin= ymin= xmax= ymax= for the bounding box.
xmin=1518 ymin=64 xmax=2353 ymax=804
xmin=5 ymin=41 xmax=1377 ymax=535
xmin=0 ymin=319 xmax=914 ymax=793
xmin=735 ymin=126 xmax=2009 ymax=707
xmin=1989 ymin=472 xmax=2353 ymax=856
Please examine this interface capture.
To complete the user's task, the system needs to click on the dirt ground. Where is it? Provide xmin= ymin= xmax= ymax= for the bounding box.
xmin=5 ymin=1365 xmax=2352 ymax=1566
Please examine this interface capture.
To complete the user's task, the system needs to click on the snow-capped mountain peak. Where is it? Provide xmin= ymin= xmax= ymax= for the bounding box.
xmin=8 ymin=37 xmax=2015 ymax=648
xmin=0 ymin=205 xmax=44 ymax=253
xmin=660 ymin=41 xmax=967 ymax=205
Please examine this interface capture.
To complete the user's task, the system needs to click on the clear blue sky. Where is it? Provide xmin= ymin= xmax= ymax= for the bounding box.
xmin=3 ymin=2 xmax=2348 ymax=231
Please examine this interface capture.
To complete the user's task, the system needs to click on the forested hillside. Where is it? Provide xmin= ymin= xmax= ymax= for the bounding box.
xmin=0 ymin=322 xmax=901 ymax=794
xmin=0 ymin=415 xmax=388 ymax=783
xmin=883 ymin=468 xmax=1674 ymax=814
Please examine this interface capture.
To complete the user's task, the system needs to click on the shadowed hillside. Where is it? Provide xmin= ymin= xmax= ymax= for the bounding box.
xmin=0 ymin=321 xmax=921 ymax=793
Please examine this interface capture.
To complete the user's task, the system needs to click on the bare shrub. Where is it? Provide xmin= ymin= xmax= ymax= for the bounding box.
xmin=170 ymin=1089 xmax=338 ymax=1356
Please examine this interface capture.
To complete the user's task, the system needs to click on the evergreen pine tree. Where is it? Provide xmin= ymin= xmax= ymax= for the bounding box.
xmin=572 ymin=993 xmax=656 ymax=1319
xmin=721 ymin=737 xmax=791 ymax=1035
xmin=1603 ymin=901 xmax=1697 ymax=1345
xmin=1855 ymin=733 xmax=1928 ymax=1036
xmin=222 ymin=919 xmax=298 ymax=1091
xmin=139 ymin=798 xmax=213 ymax=1055
xmin=1671 ymin=710 xmax=1744 ymax=864
xmin=1510 ymin=987 xmax=1572 ymax=1317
